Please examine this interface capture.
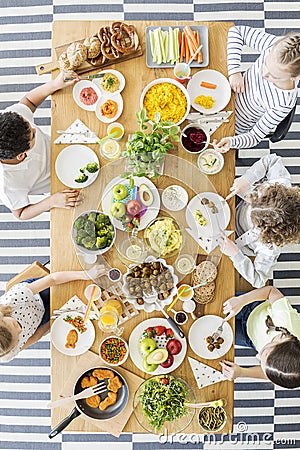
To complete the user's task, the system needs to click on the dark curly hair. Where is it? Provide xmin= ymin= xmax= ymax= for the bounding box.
xmin=249 ymin=183 xmax=300 ymax=247
xmin=0 ymin=111 xmax=31 ymax=159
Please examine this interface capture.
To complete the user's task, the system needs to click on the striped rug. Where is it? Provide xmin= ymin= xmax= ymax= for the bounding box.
xmin=0 ymin=1 xmax=299 ymax=449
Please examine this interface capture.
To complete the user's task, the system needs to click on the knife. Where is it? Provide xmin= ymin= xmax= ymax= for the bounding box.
xmin=64 ymin=73 xmax=105 ymax=81
xmin=154 ymin=301 xmax=185 ymax=339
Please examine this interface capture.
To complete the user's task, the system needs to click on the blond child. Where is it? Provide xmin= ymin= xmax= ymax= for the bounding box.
xmin=0 ymin=270 xmax=91 ymax=362
xmin=220 ymin=286 xmax=300 ymax=389
xmin=214 ymin=26 xmax=299 ymax=151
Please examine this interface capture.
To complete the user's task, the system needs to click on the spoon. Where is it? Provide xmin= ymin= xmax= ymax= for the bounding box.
xmin=97 ymin=131 xmax=118 ymax=143
xmin=177 ymin=44 xmax=203 ymax=77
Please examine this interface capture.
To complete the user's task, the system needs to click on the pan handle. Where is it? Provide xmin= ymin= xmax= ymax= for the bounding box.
xmin=48 ymin=407 xmax=81 ymax=439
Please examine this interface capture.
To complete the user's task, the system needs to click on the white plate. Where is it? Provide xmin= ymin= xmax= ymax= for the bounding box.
xmin=186 ymin=192 xmax=230 ymax=237
xmin=162 ymin=185 xmax=188 ymax=211
xmin=93 ymin=69 xmax=125 ymax=95
xmin=189 ymin=315 xmax=233 ymax=360
xmin=51 ymin=311 xmax=95 ymax=356
xmin=187 ymin=69 xmax=231 ymax=115
xmin=123 ymin=257 xmax=178 ymax=312
xmin=101 ymin=175 xmax=160 ymax=231
xmin=140 ymin=77 xmax=190 ymax=126
xmin=55 ymin=144 xmax=100 ymax=189
xmin=73 ymin=80 xmax=102 ymax=111
xmin=95 ymin=93 xmax=123 ymax=123
xmin=129 ymin=317 xmax=187 ymax=375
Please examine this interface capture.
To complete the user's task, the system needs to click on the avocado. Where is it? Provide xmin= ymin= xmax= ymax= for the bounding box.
xmin=146 ymin=348 xmax=168 ymax=365
xmin=139 ymin=184 xmax=154 ymax=207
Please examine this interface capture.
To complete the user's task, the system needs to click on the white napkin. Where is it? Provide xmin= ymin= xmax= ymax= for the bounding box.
xmin=187 ymin=111 xmax=233 ymax=136
xmin=188 ymin=357 xmax=226 ymax=389
xmin=53 ymin=295 xmax=98 ymax=320
xmin=54 ymin=119 xmax=99 ymax=144
xmin=186 ymin=227 xmax=234 ymax=253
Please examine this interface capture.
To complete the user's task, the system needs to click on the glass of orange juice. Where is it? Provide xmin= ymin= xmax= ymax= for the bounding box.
xmin=98 ymin=298 xmax=123 ymax=335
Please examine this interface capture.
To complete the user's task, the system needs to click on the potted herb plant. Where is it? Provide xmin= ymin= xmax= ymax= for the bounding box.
xmin=122 ymin=108 xmax=180 ymax=178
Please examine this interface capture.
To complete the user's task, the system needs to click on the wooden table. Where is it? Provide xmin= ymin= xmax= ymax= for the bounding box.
xmin=51 ymin=20 xmax=235 ymax=434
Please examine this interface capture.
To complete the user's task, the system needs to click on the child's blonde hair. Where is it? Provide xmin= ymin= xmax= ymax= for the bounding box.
xmin=273 ymin=33 xmax=300 ymax=77
xmin=0 ymin=305 xmax=14 ymax=357
xmin=249 ymin=183 xmax=300 ymax=247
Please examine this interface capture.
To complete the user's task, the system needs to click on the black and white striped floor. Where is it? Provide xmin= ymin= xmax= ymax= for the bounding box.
xmin=0 ymin=1 xmax=299 ymax=449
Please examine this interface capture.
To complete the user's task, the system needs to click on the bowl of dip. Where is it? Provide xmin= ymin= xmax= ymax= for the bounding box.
xmin=180 ymin=124 xmax=210 ymax=154
xmin=197 ymin=149 xmax=224 ymax=175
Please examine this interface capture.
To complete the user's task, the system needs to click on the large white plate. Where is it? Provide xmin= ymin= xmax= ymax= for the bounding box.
xmin=93 ymin=69 xmax=125 ymax=95
xmin=189 ymin=315 xmax=233 ymax=360
xmin=187 ymin=69 xmax=231 ymax=115
xmin=186 ymin=192 xmax=230 ymax=238
xmin=129 ymin=317 xmax=187 ymax=375
xmin=51 ymin=311 xmax=95 ymax=356
xmin=101 ymin=175 xmax=160 ymax=231
xmin=95 ymin=93 xmax=123 ymax=123
xmin=55 ymin=144 xmax=100 ymax=189
xmin=73 ymin=80 xmax=102 ymax=112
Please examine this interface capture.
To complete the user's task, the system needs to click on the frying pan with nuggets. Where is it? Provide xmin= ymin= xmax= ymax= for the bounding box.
xmin=49 ymin=366 xmax=128 ymax=439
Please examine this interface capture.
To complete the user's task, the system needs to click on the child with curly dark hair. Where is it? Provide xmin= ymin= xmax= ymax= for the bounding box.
xmin=220 ymin=285 xmax=300 ymax=389
xmin=218 ymin=154 xmax=300 ymax=287
xmin=0 ymin=71 xmax=81 ymax=220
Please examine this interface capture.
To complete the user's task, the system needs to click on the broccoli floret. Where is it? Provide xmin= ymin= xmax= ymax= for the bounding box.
xmin=75 ymin=173 xmax=88 ymax=183
xmin=79 ymin=166 xmax=86 ymax=173
xmin=86 ymin=162 xmax=99 ymax=173
xmin=77 ymin=229 xmax=88 ymax=238
xmin=81 ymin=236 xmax=96 ymax=249
xmin=96 ymin=213 xmax=107 ymax=224
xmin=84 ymin=220 xmax=96 ymax=237
xmin=73 ymin=216 xmax=86 ymax=230
xmin=96 ymin=236 xmax=107 ymax=249
xmin=88 ymin=212 xmax=97 ymax=224
xmin=97 ymin=228 xmax=108 ymax=237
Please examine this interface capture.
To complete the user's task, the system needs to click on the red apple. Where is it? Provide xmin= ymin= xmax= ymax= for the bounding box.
xmin=160 ymin=354 xmax=174 ymax=368
xmin=166 ymin=339 xmax=182 ymax=355
xmin=126 ymin=199 xmax=142 ymax=216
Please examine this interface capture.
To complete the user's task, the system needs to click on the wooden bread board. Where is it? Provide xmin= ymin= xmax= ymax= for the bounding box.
xmin=56 ymin=350 xmax=144 ymax=437
xmin=36 ymin=27 xmax=142 ymax=75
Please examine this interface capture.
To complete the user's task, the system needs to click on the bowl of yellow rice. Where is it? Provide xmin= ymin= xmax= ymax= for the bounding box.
xmin=140 ymin=78 xmax=190 ymax=126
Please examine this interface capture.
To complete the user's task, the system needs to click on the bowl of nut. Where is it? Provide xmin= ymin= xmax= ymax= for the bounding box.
xmin=122 ymin=257 xmax=178 ymax=312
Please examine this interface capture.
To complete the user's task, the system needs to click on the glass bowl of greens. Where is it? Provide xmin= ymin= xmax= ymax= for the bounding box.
xmin=133 ymin=375 xmax=196 ymax=434
xmin=72 ymin=210 xmax=116 ymax=255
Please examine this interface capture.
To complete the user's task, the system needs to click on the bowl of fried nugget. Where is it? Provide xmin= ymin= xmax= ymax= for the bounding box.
xmin=77 ymin=367 xmax=129 ymax=419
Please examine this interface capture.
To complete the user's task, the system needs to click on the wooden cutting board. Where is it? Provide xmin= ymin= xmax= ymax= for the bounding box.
xmin=56 ymin=350 xmax=144 ymax=437
xmin=36 ymin=26 xmax=142 ymax=75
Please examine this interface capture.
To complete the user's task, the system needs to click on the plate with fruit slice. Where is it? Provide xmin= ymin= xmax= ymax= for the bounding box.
xmin=101 ymin=175 xmax=160 ymax=231
xmin=129 ymin=318 xmax=187 ymax=375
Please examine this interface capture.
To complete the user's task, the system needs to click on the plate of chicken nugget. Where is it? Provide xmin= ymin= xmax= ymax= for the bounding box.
xmin=51 ymin=311 xmax=95 ymax=356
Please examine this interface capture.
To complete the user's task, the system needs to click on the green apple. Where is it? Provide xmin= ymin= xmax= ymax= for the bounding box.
xmin=110 ymin=201 xmax=126 ymax=219
xmin=139 ymin=337 xmax=156 ymax=356
xmin=142 ymin=356 xmax=158 ymax=372
xmin=112 ymin=184 xmax=128 ymax=201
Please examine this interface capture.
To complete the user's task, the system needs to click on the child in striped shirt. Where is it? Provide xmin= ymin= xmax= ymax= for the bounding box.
xmin=214 ymin=26 xmax=299 ymax=151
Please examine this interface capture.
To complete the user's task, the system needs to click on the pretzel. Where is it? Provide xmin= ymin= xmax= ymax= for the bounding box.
xmin=98 ymin=26 xmax=120 ymax=60
xmin=110 ymin=22 xmax=136 ymax=55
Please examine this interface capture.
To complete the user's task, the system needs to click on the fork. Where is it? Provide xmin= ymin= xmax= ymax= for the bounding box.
xmin=57 ymin=130 xmax=96 ymax=137
xmin=211 ymin=322 xmax=224 ymax=341
xmin=47 ymin=381 xmax=107 ymax=409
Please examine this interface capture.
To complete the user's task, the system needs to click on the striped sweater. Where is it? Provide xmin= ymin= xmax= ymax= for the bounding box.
xmin=227 ymin=26 xmax=298 ymax=149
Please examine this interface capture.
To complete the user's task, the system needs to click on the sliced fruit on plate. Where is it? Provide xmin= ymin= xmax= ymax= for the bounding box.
xmin=146 ymin=348 xmax=168 ymax=365
xmin=140 ymin=184 xmax=154 ymax=207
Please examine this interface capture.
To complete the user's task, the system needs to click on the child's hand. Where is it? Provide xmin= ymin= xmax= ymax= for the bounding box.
xmin=212 ymin=138 xmax=231 ymax=153
xmin=226 ymin=177 xmax=251 ymax=200
xmin=50 ymin=190 xmax=80 ymax=209
xmin=218 ymin=234 xmax=239 ymax=257
xmin=220 ymin=360 xmax=242 ymax=380
xmin=223 ymin=296 xmax=245 ymax=320
xmin=54 ymin=70 xmax=81 ymax=90
xmin=229 ymin=72 xmax=245 ymax=93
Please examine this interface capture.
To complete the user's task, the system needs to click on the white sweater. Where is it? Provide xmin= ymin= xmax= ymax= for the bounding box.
xmin=227 ymin=26 xmax=298 ymax=149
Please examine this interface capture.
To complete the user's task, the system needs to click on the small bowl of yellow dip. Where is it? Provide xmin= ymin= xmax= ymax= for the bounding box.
xmin=140 ymin=78 xmax=190 ymax=126
xmin=93 ymin=69 xmax=125 ymax=94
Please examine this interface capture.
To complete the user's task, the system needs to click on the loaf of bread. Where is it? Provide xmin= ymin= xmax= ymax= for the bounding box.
xmin=83 ymin=36 xmax=101 ymax=59
xmin=66 ymin=42 xmax=87 ymax=69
